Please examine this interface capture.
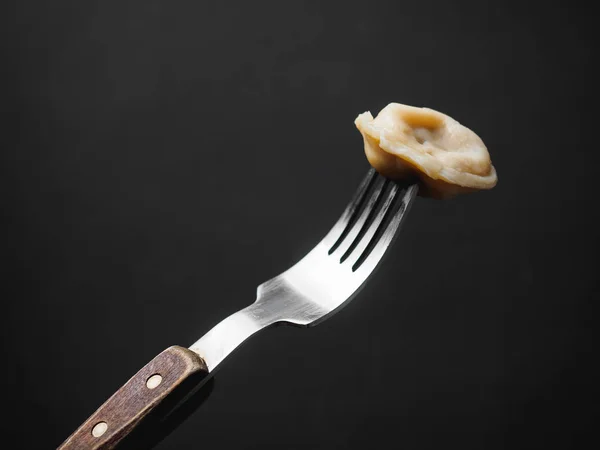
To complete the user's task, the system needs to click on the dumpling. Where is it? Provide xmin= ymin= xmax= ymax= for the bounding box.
xmin=355 ymin=103 xmax=497 ymax=198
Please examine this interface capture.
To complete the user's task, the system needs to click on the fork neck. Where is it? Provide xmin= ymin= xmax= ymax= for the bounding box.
xmin=189 ymin=302 xmax=278 ymax=372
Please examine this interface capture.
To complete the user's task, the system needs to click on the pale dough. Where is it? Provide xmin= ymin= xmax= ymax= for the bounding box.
xmin=355 ymin=103 xmax=497 ymax=198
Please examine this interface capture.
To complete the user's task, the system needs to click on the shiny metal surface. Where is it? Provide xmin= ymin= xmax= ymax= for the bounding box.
xmin=190 ymin=169 xmax=418 ymax=372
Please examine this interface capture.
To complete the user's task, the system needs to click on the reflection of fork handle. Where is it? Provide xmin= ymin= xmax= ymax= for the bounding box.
xmin=57 ymin=346 xmax=208 ymax=450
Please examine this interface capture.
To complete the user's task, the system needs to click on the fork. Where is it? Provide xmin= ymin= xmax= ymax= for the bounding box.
xmin=58 ymin=168 xmax=418 ymax=449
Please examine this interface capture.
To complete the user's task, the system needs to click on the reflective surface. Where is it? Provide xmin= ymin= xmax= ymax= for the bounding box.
xmin=190 ymin=170 xmax=418 ymax=371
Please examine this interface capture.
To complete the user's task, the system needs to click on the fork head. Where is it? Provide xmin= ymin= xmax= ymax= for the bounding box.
xmin=255 ymin=168 xmax=418 ymax=326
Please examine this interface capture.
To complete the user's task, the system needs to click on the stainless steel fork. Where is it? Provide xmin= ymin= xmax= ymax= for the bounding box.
xmin=190 ymin=169 xmax=418 ymax=371
xmin=59 ymin=168 xmax=418 ymax=450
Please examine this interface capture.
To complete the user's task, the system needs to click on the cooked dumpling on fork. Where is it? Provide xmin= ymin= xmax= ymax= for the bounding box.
xmin=355 ymin=103 xmax=497 ymax=198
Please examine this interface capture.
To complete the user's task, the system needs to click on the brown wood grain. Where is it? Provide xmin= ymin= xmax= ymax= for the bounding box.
xmin=58 ymin=346 xmax=208 ymax=450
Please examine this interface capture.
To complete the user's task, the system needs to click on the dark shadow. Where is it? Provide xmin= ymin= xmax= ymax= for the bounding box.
xmin=116 ymin=374 xmax=215 ymax=450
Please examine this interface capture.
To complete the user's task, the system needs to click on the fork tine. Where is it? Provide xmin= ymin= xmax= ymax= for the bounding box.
xmin=330 ymin=175 xmax=388 ymax=258
xmin=353 ymin=183 xmax=418 ymax=274
xmin=342 ymin=181 xmax=400 ymax=268
xmin=321 ymin=168 xmax=377 ymax=248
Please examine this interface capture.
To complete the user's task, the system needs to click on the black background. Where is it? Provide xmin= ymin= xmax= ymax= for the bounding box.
xmin=1 ymin=0 xmax=597 ymax=449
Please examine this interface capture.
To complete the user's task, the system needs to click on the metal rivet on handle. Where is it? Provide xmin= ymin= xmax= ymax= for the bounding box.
xmin=146 ymin=374 xmax=163 ymax=389
xmin=91 ymin=421 xmax=108 ymax=438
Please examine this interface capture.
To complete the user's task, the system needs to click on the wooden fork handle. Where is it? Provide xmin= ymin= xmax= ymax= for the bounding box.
xmin=58 ymin=346 xmax=208 ymax=450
